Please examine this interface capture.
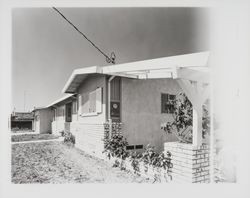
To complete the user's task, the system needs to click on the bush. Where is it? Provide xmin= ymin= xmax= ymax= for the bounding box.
xmin=103 ymin=136 xmax=173 ymax=181
xmin=103 ymin=134 xmax=129 ymax=160
xmin=63 ymin=132 xmax=75 ymax=146
xmin=161 ymin=92 xmax=210 ymax=143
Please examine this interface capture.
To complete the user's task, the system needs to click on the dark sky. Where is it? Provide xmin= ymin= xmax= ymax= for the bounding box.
xmin=12 ymin=7 xmax=209 ymax=111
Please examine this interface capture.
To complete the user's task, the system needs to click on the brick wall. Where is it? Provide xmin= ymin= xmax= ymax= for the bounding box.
xmin=70 ymin=122 xmax=105 ymax=157
xmin=164 ymin=142 xmax=210 ymax=183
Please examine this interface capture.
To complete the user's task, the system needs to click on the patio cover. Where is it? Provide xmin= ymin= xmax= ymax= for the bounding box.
xmin=62 ymin=51 xmax=210 ymax=146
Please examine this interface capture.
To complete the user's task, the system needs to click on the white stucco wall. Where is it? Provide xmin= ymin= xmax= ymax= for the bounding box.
xmin=121 ymin=78 xmax=182 ymax=152
xmin=34 ymin=109 xmax=53 ymax=134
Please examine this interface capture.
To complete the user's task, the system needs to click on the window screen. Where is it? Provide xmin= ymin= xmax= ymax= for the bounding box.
xmin=161 ymin=93 xmax=176 ymax=114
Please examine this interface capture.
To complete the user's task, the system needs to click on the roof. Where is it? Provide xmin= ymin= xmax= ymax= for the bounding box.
xmin=11 ymin=112 xmax=34 ymax=121
xmin=62 ymin=66 xmax=103 ymax=93
xmin=46 ymin=94 xmax=75 ymax=108
xmin=63 ymin=51 xmax=210 ymax=93
xmin=32 ymin=106 xmax=48 ymax=111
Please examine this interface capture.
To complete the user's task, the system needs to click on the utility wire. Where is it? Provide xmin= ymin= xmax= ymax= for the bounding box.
xmin=52 ymin=7 xmax=116 ymax=64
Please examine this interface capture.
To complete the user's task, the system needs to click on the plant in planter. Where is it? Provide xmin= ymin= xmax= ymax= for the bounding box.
xmin=161 ymin=92 xmax=210 ymax=143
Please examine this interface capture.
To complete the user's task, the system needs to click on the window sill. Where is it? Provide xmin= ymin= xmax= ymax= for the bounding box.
xmin=79 ymin=112 xmax=99 ymax=117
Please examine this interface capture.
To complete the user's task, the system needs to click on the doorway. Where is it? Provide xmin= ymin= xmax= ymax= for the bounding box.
xmin=65 ymin=102 xmax=72 ymax=122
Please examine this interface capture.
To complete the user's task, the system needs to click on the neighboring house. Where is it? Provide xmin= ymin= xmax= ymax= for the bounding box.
xmin=32 ymin=107 xmax=53 ymax=134
xmin=11 ymin=112 xmax=34 ymax=131
xmin=47 ymin=94 xmax=77 ymax=135
xmin=47 ymin=52 xmax=210 ymax=157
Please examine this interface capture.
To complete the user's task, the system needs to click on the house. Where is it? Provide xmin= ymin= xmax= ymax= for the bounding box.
xmin=11 ymin=111 xmax=34 ymax=131
xmin=48 ymin=51 xmax=210 ymax=157
xmin=32 ymin=107 xmax=53 ymax=134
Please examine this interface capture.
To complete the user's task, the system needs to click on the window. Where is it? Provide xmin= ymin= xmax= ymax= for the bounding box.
xmin=110 ymin=77 xmax=121 ymax=120
xmin=79 ymin=87 xmax=102 ymax=115
xmin=126 ymin=145 xmax=143 ymax=150
xmin=161 ymin=93 xmax=176 ymax=114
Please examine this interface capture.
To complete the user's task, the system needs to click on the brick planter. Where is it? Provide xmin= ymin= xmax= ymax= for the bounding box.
xmin=164 ymin=142 xmax=210 ymax=183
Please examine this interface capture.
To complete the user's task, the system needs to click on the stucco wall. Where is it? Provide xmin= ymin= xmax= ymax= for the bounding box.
xmin=39 ymin=109 xmax=53 ymax=133
xmin=33 ymin=111 xmax=39 ymax=133
xmin=121 ymin=78 xmax=182 ymax=152
xmin=34 ymin=109 xmax=53 ymax=134
xmin=52 ymin=105 xmax=65 ymax=135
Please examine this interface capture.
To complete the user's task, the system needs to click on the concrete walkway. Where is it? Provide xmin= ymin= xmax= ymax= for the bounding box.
xmin=11 ymin=137 xmax=64 ymax=145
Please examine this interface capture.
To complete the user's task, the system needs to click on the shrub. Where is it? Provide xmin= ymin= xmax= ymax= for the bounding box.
xmin=129 ymin=151 xmax=141 ymax=175
xmin=141 ymin=144 xmax=172 ymax=170
xmin=103 ymin=135 xmax=173 ymax=182
xmin=161 ymin=92 xmax=210 ymax=143
xmin=63 ymin=132 xmax=75 ymax=146
xmin=103 ymin=134 xmax=129 ymax=160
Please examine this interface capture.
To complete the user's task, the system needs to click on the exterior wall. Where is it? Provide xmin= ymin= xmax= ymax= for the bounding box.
xmin=70 ymin=123 xmax=105 ymax=157
xmin=52 ymin=105 xmax=65 ymax=135
xmin=70 ymin=75 xmax=107 ymax=156
xmin=77 ymin=75 xmax=107 ymax=124
xmin=39 ymin=109 xmax=53 ymax=133
xmin=34 ymin=109 xmax=53 ymax=133
xmin=121 ymin=78 xmax=182 ymax=152
xmin=34 ymin=111 xmax=40 ymax=133
xmin=164 ymin=142 xmax=210 ymax=183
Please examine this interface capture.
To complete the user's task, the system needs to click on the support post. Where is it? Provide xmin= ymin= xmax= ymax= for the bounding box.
xmin=192 ymin=104 xmax=203 ymax=146
xmin=177 ymin=79 xmax=209 ymax=147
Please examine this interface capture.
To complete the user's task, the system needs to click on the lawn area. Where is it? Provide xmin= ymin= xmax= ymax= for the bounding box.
xmin=12 ymin=142 xmax=151 ymax=183
xmin=11 ymin=134 xmax=59 ymax=142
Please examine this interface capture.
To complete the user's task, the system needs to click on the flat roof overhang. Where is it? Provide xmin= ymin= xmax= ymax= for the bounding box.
xmin=62 ymin=66 xmax=103 ymax=94
xmin=62 ymin=51 xmax=210 ymax=94
xmin=46 ymin=94 xmax=76 ymax=108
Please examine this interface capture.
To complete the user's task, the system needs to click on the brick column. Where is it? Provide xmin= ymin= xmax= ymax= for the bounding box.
xmin=164 ymin=142 xmax=210 ymax=183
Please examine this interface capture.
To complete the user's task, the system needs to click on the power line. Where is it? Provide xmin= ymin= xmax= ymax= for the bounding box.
xmin=52 ymin=7 xmax=116 ymax=64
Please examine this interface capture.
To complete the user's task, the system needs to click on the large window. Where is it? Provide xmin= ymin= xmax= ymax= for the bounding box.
xmin=161 ymin=93 xmax=176 ymax=114
xmin=78 ymin=87 xmax=102 ymax=115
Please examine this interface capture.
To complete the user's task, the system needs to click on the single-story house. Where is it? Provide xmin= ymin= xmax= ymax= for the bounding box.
xmin=32 ymin=107 xmax=53 ymax=134
xmin=45 ymin=52 xmax=210 ymax=157
xmin=11 ymin=112 xmax=34 ymax=131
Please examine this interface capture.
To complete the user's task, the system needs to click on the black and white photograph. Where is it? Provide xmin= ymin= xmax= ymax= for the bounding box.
xmin=0 ymin=1 xmax=250 ymax=198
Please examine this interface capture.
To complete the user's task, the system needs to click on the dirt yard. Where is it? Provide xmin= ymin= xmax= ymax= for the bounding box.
xmin=12 ymin=141 xmax=151 ymax=183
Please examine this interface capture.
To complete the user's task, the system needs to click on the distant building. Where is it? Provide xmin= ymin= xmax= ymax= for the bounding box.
xmin=32 ymin=107 xmax=53 ymax=134
xmin=11 ymin=111 xmax=34 ymax=131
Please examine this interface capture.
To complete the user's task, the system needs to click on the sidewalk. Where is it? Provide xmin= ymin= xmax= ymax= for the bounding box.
xmin=11 ymin=131 xmax=39 ymax=136
xmin=11 ymin=137 xmax=64 ymax=145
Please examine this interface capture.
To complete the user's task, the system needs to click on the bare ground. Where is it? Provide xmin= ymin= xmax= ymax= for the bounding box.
xmin=12 ymin=141 xmax=152 ymax=183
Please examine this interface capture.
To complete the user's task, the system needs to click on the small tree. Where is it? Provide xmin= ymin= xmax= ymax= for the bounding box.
xmin=161 ymin=92 xmax=210 ymax=143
